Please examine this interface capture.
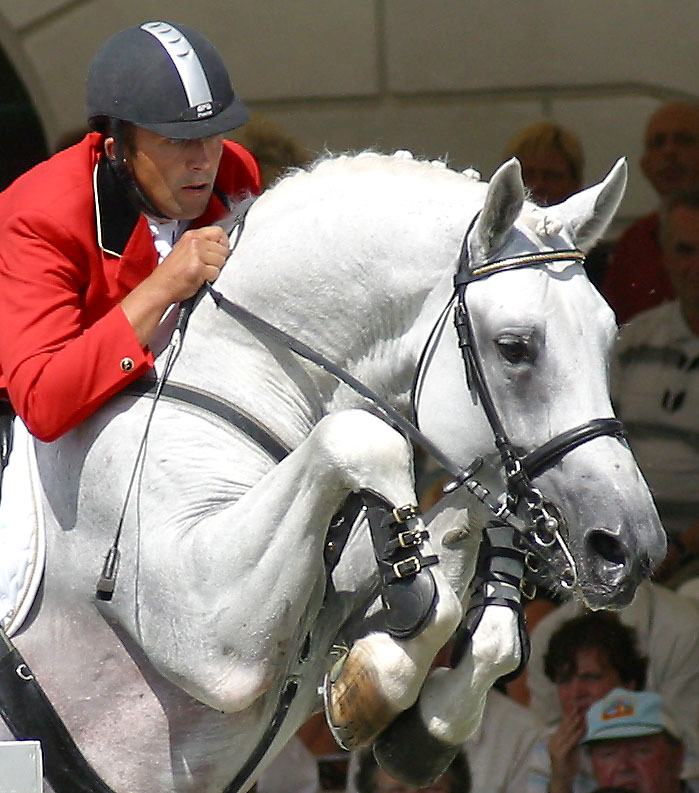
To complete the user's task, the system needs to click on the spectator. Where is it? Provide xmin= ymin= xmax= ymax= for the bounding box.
xmin=527 ymin=612 xmax=647 ymax=793
xmin=590 ymin=789 xmax=638 ymax=793
xmin=233 ymin=111 xmax=312 ymax=190
xmin=502 ymin=121 xmax=583 ymax=207
xmin=582 ymin=689 xmax=688 ymax=793
xmin=678 ymin=577 xmax=699 ymax=605
xmin=601 ymin=101 xmax=699 ymax=324
xmin=464 ymin=687 xmax=544 ymax=793
xmin=353 ymin=747 xmax=471 ymax=793
xmin=526 ymin=581 xmax=699 ymax=792
xmin=610 ymin=188 xmax=699 ymax=588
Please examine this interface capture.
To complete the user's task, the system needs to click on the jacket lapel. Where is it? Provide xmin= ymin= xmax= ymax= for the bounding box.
xmin=94 ymin=157 xmax=158 ymax=292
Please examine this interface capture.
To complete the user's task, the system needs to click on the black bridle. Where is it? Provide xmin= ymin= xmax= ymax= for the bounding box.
xmin=449 ymin=244 xmax=626 ymax=586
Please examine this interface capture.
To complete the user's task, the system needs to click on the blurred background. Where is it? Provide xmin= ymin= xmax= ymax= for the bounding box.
xmin=0 ymin=0 xmax=695 ymax=236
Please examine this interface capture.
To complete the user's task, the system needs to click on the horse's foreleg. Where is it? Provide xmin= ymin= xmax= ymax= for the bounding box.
xmin=137 ymin=408 xmax=460 ymax=717
xmin=372 ymin=524 xmax=527 ymax=785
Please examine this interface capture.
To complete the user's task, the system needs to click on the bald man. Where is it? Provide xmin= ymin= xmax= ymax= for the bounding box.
xmin=602 ymin=102 xmax=699 ymax=324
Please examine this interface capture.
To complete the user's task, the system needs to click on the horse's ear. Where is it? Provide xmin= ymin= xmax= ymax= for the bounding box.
xmin=556 ymin=158 xmax=628 ymax=253
xmin=467 ymin=158 xmax=525 ymax=266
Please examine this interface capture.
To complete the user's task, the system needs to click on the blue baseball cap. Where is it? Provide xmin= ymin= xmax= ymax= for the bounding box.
xmin=581 ymin=688 xmax=681 ymax=744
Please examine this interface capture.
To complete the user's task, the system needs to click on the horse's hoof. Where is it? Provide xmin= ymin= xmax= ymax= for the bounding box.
xmin=323 ymin=643 xmax=398 ymax=751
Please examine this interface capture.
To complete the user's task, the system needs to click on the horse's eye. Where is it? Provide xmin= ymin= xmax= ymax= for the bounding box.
xmin=495 ymin=333 xmax=534 ymax=364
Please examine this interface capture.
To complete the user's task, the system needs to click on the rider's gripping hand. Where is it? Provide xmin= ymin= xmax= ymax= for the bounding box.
xmin=120 ymin=225 xmax=231 ymax=347
xmin=153 ymin=226 xmax=231 ymax=304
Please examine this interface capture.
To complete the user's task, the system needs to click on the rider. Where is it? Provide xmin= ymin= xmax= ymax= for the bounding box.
xmin=0 ymin=21 xmax=261 ymax=454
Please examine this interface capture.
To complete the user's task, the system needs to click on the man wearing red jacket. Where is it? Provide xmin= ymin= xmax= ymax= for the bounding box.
xmin=0 ymin=21 xmax=261 ymax=448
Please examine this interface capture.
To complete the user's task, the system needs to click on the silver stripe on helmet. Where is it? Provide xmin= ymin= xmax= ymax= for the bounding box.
xmin=140 ymin=21 xmax=213 ymax=111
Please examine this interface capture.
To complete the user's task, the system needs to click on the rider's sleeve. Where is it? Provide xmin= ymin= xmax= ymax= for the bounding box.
xmin=0 ymin=209 xmax=154 ymax=442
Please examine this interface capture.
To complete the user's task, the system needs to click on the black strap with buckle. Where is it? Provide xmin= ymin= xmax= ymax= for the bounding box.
xmin=362 ymin=491 xmax=438 ymax=639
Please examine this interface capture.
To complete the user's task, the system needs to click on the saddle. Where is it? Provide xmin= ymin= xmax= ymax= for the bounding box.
xmin=0 ymin=410 xmax=46 ymax=638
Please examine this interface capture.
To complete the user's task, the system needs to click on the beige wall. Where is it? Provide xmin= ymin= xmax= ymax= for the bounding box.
xmin=2 ymin=0 xmax=696 ymax=231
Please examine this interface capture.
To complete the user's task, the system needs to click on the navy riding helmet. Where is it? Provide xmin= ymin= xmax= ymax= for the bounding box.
xmin=86 ymin=21 xmax=249 ymax=139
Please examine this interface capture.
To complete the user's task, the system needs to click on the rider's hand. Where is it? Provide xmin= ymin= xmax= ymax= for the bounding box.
xmin=152 ymin=226 xmax=230 ymax=304
xmin=120 ymin=225 xmax=230 ymax=347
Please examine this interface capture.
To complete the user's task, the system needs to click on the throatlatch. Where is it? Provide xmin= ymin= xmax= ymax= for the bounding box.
xmin=362 ymin=491 xmax=439 ymax=640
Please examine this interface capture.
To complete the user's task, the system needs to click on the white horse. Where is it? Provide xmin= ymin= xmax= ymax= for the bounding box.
xmin=1 ymin=153 xmax=665 ymax=793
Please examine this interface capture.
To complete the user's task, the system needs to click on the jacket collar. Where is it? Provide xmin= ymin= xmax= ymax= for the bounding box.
xmin=93 ymin=155 xmax=233 ymax=256
xmin=94 ymin=157 xmax=142 ymax=257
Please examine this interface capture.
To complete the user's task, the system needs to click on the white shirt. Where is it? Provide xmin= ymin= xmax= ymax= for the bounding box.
xmin=257 ymin=736 xmax=320 ymax=793
xmin=146 ymin=216 xmax=187 ymax=263
xmin=466 ymin=688 xmax=544 ymax=793
xmin=611 ymin=301 xmax=699 ymax=535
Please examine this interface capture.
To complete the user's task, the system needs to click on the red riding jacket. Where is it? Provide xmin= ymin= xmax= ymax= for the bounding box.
xmin=0 ymin=132 xmax=261 ymax=441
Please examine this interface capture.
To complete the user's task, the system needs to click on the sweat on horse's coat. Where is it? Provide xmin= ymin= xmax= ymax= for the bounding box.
xmin=0 ymin=151 xmax=665 ymax=793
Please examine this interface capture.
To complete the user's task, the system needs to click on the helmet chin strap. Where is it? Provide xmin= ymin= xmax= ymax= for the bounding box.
xmin=106 ymin=121 xmax=173 ymax=221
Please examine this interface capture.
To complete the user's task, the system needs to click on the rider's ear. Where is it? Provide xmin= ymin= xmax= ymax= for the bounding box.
xmin=467 ymin=158 xmax=525 ymax=266
xmin=556 ymin=158 xmax=628 ymax=253
xmin=104 ymin=137 xmax=118 ymax=161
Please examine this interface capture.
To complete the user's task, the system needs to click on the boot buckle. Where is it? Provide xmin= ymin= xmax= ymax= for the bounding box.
xmin=392 ymin=556 xmax=421 ymax=578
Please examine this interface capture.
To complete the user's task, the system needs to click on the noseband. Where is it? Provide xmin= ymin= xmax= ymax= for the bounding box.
xmin=449 ymin=245 xmax=626 ymax=587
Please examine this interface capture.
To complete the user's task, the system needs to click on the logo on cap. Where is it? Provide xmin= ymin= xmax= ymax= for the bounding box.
xmin=602 ymin=698 xmax=635 ymax=721
xmin=196 ymin=102 xmax=213 ymax=118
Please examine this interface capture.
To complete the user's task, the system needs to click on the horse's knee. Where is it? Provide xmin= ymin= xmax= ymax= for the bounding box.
xmin=311 ymin=410 xmax=412 ymax=493
xmin=191 ymin=661 xmax=272 ymax=713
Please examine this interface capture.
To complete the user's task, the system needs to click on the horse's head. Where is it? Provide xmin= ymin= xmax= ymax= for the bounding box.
xmin=416 ymin=157 xmax=666 ymax=610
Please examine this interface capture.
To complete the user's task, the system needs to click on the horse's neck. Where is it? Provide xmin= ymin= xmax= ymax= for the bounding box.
xmin=177 ymin=189 xmax=466 ymax=427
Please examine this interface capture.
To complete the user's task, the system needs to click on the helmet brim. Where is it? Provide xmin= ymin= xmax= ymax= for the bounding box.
xmin=137 ymin=96 xmax=250 ymax=140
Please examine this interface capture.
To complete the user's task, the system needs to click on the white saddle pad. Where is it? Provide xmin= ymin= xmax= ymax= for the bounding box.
xmin=0 ymin=419 xmax=45 ymax=637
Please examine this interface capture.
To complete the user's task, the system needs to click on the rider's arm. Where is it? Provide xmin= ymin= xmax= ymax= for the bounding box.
xmin=0 ymin=209 xmax=155 ymax=442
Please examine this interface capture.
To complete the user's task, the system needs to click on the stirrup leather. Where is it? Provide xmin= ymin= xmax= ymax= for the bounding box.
xmin=363 ymin=491 xmax=439 ymax=640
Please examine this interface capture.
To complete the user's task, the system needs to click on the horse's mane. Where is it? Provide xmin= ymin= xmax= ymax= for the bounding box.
xmin=265 ymin=149 xmax=483 ymax=204
xmin=264 ymin=149 xmax=562 ymax=243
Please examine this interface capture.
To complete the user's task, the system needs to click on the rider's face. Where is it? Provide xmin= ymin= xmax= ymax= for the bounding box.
xmin=109 ymin=126 xmax=224 ymax=220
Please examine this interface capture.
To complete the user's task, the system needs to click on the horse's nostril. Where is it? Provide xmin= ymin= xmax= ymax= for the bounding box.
xmin=588 ymin=530 xmax=627 ymax=567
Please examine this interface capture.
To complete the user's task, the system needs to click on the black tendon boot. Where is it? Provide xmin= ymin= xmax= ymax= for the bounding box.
xmin=363 ymin=490 xmax=439 ymax=639
xmin=450 ymin=520 xmax=531 ymax=681
xmin=324 ymin=491 xmax=440 ymax=750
